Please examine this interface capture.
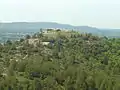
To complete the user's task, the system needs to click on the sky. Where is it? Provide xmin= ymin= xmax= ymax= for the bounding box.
xmin=0 ymin=0 xmax=120 ymax=28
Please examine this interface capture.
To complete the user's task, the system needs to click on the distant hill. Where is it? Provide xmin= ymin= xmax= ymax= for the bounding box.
xmin=0 ymin=22 xmax=120 ymax=37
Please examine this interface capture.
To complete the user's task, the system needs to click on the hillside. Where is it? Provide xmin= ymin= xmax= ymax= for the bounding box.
xmin=0 ymin=30 xmax=120 ymax=89
xmin=0 ymin=22 xmax=120 ymax=37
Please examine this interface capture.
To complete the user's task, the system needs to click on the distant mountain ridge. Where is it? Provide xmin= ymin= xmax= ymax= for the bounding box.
xmin=0 ymin=22 xmax=120 ymax=37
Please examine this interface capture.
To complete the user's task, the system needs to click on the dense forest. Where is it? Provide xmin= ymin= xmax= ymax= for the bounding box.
xmin=0 ymin=29 xmax=120 ymax=90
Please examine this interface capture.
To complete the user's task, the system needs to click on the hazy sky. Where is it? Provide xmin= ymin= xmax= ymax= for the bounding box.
xmin=0 ymin=0 xmax=120 ymax=28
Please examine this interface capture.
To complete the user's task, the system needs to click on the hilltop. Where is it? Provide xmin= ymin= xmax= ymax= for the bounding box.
xmin=0 ymin=22 xmax=120 ymax=37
